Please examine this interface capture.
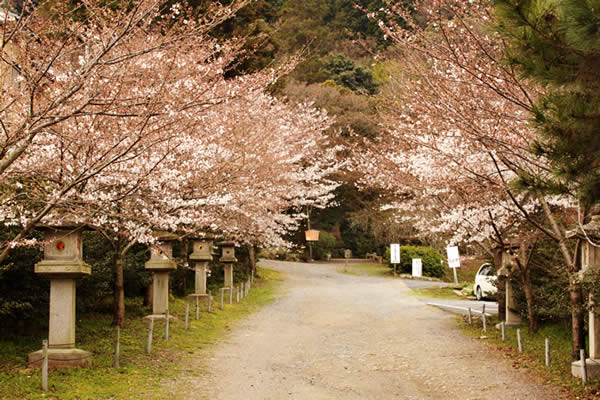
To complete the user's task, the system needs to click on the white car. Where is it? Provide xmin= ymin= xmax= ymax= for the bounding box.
xmin=474 ymin=263 xmax=497 ymax=300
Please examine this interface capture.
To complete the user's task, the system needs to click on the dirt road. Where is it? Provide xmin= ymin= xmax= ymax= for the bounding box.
xmin=180 ymin=260 xmax=561 ymax=399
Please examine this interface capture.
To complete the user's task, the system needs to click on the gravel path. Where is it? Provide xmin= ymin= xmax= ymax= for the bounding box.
xmin=177 ymin=260 xmax=562 ymax=400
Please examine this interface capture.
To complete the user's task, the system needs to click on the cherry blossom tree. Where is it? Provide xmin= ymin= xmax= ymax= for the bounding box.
xmin=355 ymin=0 xmax=582 ymax=337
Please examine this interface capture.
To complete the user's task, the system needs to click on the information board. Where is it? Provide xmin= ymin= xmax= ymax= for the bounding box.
xmin=412 ymin=258 xmax=422 ymax=277
xmin=390 ymin=244 xmax=400 ymax=264
xmin=446 ymin=246 xmax=460 ymax=268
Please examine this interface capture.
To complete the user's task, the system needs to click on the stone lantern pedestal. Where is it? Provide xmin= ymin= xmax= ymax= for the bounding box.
xmin=187 ymin=236 xmax=213 ymax=306
xmin=497 ymin=243 xmax=522 ymax=327
xmin=570 ymin=215 xmax=600 ymax=378
xmin=28 ymin=227 xmax=92 ymax=368
xmin=144 ymin=232 xmax=177 ymax=321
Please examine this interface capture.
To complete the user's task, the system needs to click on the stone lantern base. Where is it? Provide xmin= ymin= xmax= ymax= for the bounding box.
xmin=572 ymin=358 xmax=600 ymax=379
xmin=28 ymin=348 xmax=92 ymax=368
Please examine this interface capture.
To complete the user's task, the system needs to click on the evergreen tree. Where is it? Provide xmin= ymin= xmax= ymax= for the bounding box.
xmin=494 ymin=0 xmax=600 ymax=208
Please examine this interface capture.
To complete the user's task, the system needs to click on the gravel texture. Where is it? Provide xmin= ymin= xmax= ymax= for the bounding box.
xmin=177 ymin=260 xmax=562 ymax=400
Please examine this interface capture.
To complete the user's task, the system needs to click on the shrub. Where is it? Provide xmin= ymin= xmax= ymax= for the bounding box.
xmin=312 ymin=231 xmax=337 ymax=260
xmin=385 ymin=245 xmax=445 ymax=278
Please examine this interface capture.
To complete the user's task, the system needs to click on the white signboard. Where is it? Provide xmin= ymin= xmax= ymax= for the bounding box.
xmin=446 ymin=246 xmax=460 ymax=268
xmin=390 ymin=243 xmax=400 ymax=264
xmin=412 ymin=258 xmax=422 ymax=277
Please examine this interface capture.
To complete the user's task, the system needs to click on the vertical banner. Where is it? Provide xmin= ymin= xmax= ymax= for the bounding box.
xmin=446 ymin=246 xmax=461 ymax=268
xmin=412 ymin=258 xmax=422 ymax=277
xmin=390 ymin=244 xmax=400 ymax=264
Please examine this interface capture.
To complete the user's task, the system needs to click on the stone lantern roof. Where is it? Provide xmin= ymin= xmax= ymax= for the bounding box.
xmin=566 ymin=215 xmax=600 ymax=241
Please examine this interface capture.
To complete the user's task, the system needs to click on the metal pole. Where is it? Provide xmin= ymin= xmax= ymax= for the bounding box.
xmin=517 ymin=329 xmax=523 ymax=353
xmin=581 ymin=349 xmax=588 ymax=385
xmin=452 ymin=267 xmax=459 ymax=286
xmin=220 ymin=288 xmax=224 ymax=310
xmin=195 ymin=296 xmax=199 ymax=320
xmin=229 ymin=287 xmax=233 ymax=304
xmin=147 ymin=318 xmax=154 ymax=354
xmin=208 ymin=290 xmax=212 ymax=312
xmin=468 ymin=308 xmax=472 ymax=325
xmin=41 ymin=339 xmax=48 ymax=391
xmin=114 ymin=326 xmax=120 ymax=368
xmin=393 ymin=263 xmax=397 ymax=276
xmin=501 ymin=321 xmax=505 ymax=342
xmin=545 ymin=338 xmax=550 ymax=367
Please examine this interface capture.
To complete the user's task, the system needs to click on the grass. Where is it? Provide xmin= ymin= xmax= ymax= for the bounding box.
xmin=336 ymin=262 xmax=391 ymax=277
xmin=0 ymin=267 xmax=283 ymax=400
xmin=410 ymin=286 xmax=465 ymax=300
xmin=460 ymin=315 xmax=600 ymax=399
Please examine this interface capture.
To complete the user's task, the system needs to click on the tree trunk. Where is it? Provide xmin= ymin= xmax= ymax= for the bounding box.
xmin=493 ymin=248 xmax=506 ymax=322
xmin=113 ymin=246 xmax=126 ymax=328
xmin=520 ymin=267 xmax=538 ymax=333
xmin=570 ymin=274 xmax=586 ymax=360
xmin=248 ymin=245 xmax=256 ymax=275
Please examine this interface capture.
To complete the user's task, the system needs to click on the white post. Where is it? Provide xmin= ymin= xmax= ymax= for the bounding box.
xmin=517 ymin=329 xmax=523 ymax=353
xmin=501 ymin=322 xmax=505 ymax=341
xmin=147 ymin=318 xmax=154 ymax=354
xmin=114 ymin=326 xmax=120 ymax=368
xmin=184 ymin=303 xmax=190 ymax=330
xmin=165 ymin=309 xmax=169 ymax=341
xmin=468 ymin=308 xmax=472 ymax=325
xmin=581 ymin=349 xmax=588 ymax=385
xmin=545 ymin=338 xmax=550 ymax=367
xmin=41 ymin=340 xmax=48 ymax=391
xmin=452 ymin=267 xmax=459 ymax=286
xmin=482 ymin=304 xmax=487 ymax=332
xmin=220 ymin=288 xmax=224 ymax=310
xmin=195 ymin=296 xmax=199 ymax=320
xmin=208 ymin=290 xmax=212 ymax=312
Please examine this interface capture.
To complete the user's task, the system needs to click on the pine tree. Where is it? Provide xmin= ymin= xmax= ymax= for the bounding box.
xmin=494 ymin=0 xmax=600 ymax=208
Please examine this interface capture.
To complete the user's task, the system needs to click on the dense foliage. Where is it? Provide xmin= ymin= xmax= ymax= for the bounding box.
xmin=385 ymin=245 xmax=445 ymax=278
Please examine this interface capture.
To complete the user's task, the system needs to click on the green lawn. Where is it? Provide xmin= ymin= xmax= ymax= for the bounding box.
xmin=0 ymin=267 xmax=283 ymax=400
xmin=460 ymin=315 xmax=600 ymax=399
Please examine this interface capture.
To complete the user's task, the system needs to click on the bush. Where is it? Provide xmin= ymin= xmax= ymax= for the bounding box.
xmin=385 ymin=245 xmax=445 ymax=278
xmin=312 ymin=231 xmax=337 ymax=260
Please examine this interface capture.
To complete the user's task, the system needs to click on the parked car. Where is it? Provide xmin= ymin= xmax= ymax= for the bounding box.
xmin=474 ymin=263 xmax=497 ymax=300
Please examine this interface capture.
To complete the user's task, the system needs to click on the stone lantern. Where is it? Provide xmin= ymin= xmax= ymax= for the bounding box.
xmin=28 ymin=226 xmax=92 ymax=368
xmin=569 ymin=213 xmax=600 ymax=378
xmin=145 ymin=231 xmax=177 ymax=319
xmin=219 ymin=241 xmax=237 ymax=289
xmin=187 ymin=235 xmax=214 ymax=308
xmin=496 ymin=242 xmax=522 ymax=327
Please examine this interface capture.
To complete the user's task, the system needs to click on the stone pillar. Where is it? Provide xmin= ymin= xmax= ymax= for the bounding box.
xmin=194 ymin=262 xmax=208 ymax=294
xmin=224 ymin=264 xmax=233 ymax=288
xmin=144 ymin=232 xmax=177 ymax=320
xmin=497 ymin=246 xmax=521 ymax=327
xmin=28 ymin=228 xmax=92 ymax=368
xmin=571 ymin=214 xmax=600 ymax=378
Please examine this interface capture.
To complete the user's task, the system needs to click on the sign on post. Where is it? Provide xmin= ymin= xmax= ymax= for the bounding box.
xmin=446 ymin=246 xmax=460 ymax=268
xmin=412 ymin=258 xmax=422 ymax=277
xmin=446 ymin=246 xmax=460 ymax=286
xmin=390 ymin=244 xmax=400 ymax=276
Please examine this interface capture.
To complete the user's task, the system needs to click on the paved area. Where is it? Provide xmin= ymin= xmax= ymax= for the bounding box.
xmin=176 ymin=260 xmax=562 ymax=399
